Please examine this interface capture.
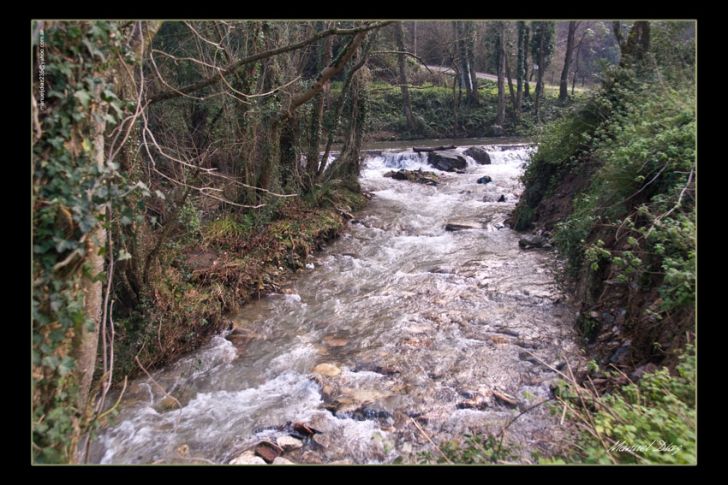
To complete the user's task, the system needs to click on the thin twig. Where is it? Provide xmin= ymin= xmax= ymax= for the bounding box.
xmin=134 ymin=356 xmax=182 ymax=410
xmin=409 ymin=417 xmax=452 ymax=464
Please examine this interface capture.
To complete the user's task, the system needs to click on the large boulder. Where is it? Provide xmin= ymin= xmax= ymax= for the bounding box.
xmin=427 ymin=150 xmax=467 ymax=172
xmin=464 ymin=147 xmax=491 ymax=164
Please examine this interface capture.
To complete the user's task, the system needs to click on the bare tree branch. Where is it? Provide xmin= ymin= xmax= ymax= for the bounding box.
xmin=149 ymin=21 xmax=392 ymax=104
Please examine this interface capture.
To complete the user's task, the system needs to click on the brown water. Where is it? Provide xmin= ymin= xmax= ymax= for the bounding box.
xmin=88 ymin=143 xmax=579 ymax=464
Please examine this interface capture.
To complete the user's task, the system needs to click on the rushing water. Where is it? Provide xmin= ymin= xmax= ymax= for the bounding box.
xmin=89 ymin=144 xmax=580 ymax=465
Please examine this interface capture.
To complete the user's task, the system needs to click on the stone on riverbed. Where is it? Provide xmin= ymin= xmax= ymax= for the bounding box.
xmin=476 ymin=175 xmax=492 ymax=184
xmin=464 ymin=147 xmax=491 ymax=164
xmin=427 ymin=150 xmax=467 ymax=172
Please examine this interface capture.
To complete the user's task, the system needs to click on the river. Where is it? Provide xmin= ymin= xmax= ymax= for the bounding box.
xmin=88 ymin=143 xmax=579 ymax=464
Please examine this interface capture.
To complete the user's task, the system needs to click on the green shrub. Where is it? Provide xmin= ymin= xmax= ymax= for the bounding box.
xmin=560 ymin=349 xmax=696 ymax=464
xmin=203 ymin=214 xmax=252 ymax=245
xmin=552 ymin=80 xmax=695 ymax=312
xmin=417 ymin=433 xmax=515 ymax=464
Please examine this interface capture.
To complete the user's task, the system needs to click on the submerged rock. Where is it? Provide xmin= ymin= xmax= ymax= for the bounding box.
xmin=323 ymin=335 xmax=348 ymax=347
xmin=476 ymin=175 xmax=492 ymax=185
xmin=155 ymin=395 xmax=180 ymax=412
xmin=312 ymin=363 xmax=342 ymax=377
xmin=497 ymin=194 xmax=506 ymax=202
xmin=445 ymin=221 xmax=481 ymax=232
xmin=464 ymin=147 xmax=492 ymax=164
xmin=226 ymin=327 xmax=255 ymax=350
xmin=427 ymin=150 xmax=467 ymax=172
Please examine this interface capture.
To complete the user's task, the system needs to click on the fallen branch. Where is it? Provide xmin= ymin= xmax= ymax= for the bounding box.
xmin=413 ymin=145 xmax=456 ymax=153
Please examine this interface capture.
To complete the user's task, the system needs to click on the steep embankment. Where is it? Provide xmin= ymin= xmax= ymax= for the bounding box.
xmin=113 ymin=187 xmax=368 ymax=381
xmin=511 ymin=67 xmax=695 ymax=371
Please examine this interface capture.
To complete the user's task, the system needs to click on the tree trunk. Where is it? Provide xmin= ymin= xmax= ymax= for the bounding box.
xmin=453 ymin=21 xmax=477 ymax=107
xmin=504 ymin=49 xmax=517 ymax=121
xmin=466 ymin=22 xmax=479 ymax=106
xmin=516 ymin=21 xmax=525 ymax=112
xmin=571 ymin=42 xmax=582 ymax=96
xmin=327 ymin=66 xmax=369 ymax=183
xmin=571 ymin=25 xmax=589 ymax=96
xmin=75 ymin=85 xmax=108 ymax=412
xmin=623 ymin=21 xmax=651 ymax=65
xmin=306 ymin=22 xmax=333 ymax=186
xmin=535 ymin=29 xmax=545 ymax=120
xmin=394 ymin=22 xmax=416 ymax=131
xmin=523 ymin=23 xmax=531 ymax=99
xmin=559 ymin=21 xmax=577 ymax=102
xmin=76 ymin=21 xmax=162 ymax=415
xmin=412 ymin=21 xmax=417 ymax=57
xmin=495 ymin=23 xmax=506 ymax=126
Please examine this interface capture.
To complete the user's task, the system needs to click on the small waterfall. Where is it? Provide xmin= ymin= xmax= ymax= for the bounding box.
xmin=377 ymin=150 xmax=429 ymax=170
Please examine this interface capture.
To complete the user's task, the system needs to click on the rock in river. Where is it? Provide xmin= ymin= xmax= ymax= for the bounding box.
xmin=464 ymin=146 xmax=491 ymax=164
xmin=518 ymin=235 xmax=548 ymax=249
xmin=476 ymin=176 xmax=492 ymax=184
xmin=254 ymin=441 xmax=283 ymax=463
xmin=312 ymin=363 xmax=342 ymax=377
xmin=445 ymin=221 xmax=481 ymax=232
xmin=383 ymin=169 xmax=439 ymax=186
xmin=276 ymin=435 xmax=304 ymax=451
xmin=427 ymin=150 xmax=467 ymax=172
